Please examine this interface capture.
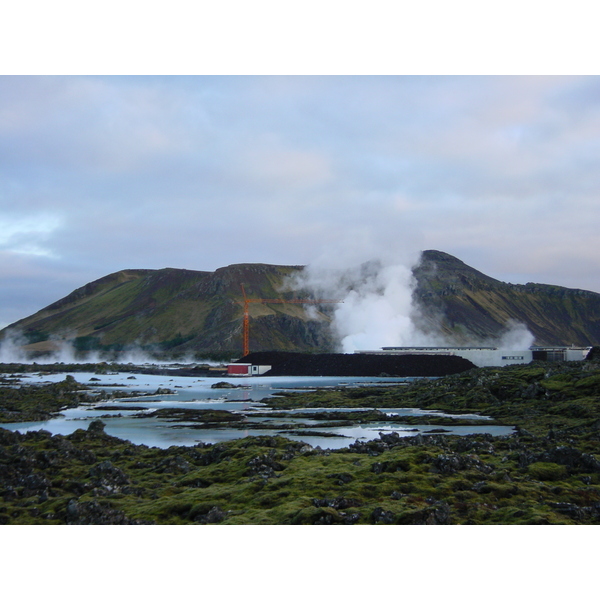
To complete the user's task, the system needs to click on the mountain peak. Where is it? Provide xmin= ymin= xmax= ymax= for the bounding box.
xmin=415 ymin=250 xmax=501 ymax=288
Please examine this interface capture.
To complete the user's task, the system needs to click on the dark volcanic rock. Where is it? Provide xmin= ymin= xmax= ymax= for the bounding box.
xmin=517 ymin=445 xmax=600 ymax=473
xmin=585 ymin=346 xmax=600 ymax=361
xmin=239 ymin=351 xmax=476 ymax=377
xmin=538 ymin=446 xmax=600 ymax=472
xmin=247 ymin=450 xmax=284 ymax=480
xmin=396 ymin=501 xmax=452 ymax=525
xmin=211 ymin=381 xmax=245 ymax=389
xmin=21 ymin=472 xmax=52 ymax=498
xmin=313 ymin=497 xmax=362 ymax=510
xmin=205 ymin=506 xmax=227 ymax=523
xmin=193 ymin=506 xmax=227 ymax=524
xmin=64 ymin=499 xmax=150 ymax=525
xmin=88 ymin=419 xmax=107 ymax=434
xmin=371 ymin=507 xmax=396 ymax=524
xmin=88 ymin=460 xmax=130 ymax=495
xmin=430 ymin=453 xmax=494 ymax=475
xmin=155 ymin=455 xmax=192 ymax=474
xmin=547 ymin=501 xmax=600 ymax=521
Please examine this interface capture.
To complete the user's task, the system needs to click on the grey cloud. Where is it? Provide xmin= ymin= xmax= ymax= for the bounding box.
xmin=1 ymin=75 xmax=600 ymax=328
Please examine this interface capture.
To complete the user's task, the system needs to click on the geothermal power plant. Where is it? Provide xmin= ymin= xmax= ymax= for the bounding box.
xmin=228 ymin=345 xmax=593 ymax=377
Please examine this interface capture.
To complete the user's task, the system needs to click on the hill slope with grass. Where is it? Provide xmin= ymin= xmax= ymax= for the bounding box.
xmin=1 ymin=264 xmax=333 ymax=358
xmin=414 ymin=250 xmax=600 ymax=346
xmin=1 ymin=251 xmax=599 ymax=358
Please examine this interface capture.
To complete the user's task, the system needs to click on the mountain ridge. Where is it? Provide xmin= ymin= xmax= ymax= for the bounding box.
xmin=2 ymin=251 xmax=599 ymax=358
xmin=414 ymin=250 xmax=600 ymax=346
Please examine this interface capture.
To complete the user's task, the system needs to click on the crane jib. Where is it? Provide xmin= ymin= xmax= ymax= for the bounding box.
xmin=240 ymin=284 xmax=342 ymax=356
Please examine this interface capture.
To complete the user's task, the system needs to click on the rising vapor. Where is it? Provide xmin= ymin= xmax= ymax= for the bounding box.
xmin=0 ymin=329 xmax=200 ymax=365
xmin=288 ymin=251 xmax=535 ymax=353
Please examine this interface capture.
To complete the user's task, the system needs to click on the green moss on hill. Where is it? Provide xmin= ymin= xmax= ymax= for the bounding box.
xmin=3 ymin=251 xmax=600 ymax=359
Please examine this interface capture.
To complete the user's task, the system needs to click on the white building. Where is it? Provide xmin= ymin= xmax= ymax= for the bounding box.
xmin=358 ymin=346 xmax=592 ymax=368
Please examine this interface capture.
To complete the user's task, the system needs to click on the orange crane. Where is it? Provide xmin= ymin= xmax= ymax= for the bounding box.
xmin=240 ymin=284 xmax=342 ymax=356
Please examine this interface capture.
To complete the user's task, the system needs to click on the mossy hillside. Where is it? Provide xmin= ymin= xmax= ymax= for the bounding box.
xmin=35 ymin=276 xmax=213 ymax=347
xmin=23 ymin=275 xmax=152 ymax=339
xmin=413 ymin=250 xmax=600 ymax=346
xmin=2 ymin=264 xmax=331 ymax=356
xmin=4 ymin=251 xmax=600 ymax=360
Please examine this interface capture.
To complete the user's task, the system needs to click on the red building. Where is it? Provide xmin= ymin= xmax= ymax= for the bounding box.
xmin=227 ymin=363 xmax=251 ymax=376
xmin=227 ymin=363 xmax=271 ymax=376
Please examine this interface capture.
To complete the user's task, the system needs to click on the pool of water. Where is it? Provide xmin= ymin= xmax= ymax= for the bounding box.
xmin=1 ymin=370 xmax=513 ymax=449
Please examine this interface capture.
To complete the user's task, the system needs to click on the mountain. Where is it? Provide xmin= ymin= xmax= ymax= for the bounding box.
xmin=2 ymin=250 xmax=599 ymax=358
xmin=413 ymin=250 xmax=600 ymax=346
xmin=1 ymin=264 xmax=334 ymax=358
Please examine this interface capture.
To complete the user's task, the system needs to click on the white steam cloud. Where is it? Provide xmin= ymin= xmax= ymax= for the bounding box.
xmin=0 ymin=329 xmax=203 ymax=365
xmin=0 ymin=330 xmax=30 ymax=363
xmin=288 ymin=255 xmax=443 ymax=352
xmin=288 ymin=251 xmax=535 ymax=353
xmin=495 ymin=320 xmax=536 ymax=351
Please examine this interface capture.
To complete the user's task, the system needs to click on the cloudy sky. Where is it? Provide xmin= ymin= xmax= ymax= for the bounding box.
xmin=1 ymin=75 xmax=599 ymax=328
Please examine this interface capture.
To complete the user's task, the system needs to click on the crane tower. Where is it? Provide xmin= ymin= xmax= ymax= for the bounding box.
xmin=240 ymin=284 xmax=342 ymax=356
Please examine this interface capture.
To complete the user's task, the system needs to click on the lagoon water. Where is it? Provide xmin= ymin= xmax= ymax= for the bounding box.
xmin=1 ymin=370 xmax=515 ymax=449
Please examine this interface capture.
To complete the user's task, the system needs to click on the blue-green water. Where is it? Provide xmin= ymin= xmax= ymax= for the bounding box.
xmin=1 ymin=370 xmax=514 ymax=449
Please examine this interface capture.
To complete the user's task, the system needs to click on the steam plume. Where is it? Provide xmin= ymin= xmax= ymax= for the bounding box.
xmin=0 ymin=330 xmax=29 ymax=363
xmin=289 ymin=251 xmax=535 ymax=352
xmin=495 ymin=320 xmax=535 ymax=350
xmin=0 ymin=329 xmax=201 ymax=365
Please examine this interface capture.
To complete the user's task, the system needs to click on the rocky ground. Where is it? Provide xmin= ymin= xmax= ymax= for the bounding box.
xmin=2 ymin=356 xmax=600 ymax=524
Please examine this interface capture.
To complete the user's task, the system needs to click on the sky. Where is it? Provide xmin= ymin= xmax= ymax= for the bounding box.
xmin=1 ymin=74 xmax=600 ymax=329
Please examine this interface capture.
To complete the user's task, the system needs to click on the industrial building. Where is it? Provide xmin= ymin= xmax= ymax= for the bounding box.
xmin=226 ymin=346 xmax=592 ymax=377
xmin=227 ymin=363 xmax=272 ymax=376
xmin=366 ymin=346 xmax=592 ymax=368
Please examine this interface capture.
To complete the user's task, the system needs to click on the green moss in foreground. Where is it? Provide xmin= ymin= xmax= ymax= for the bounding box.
xmin=2 ymin=359 xmax=600 ymax=524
